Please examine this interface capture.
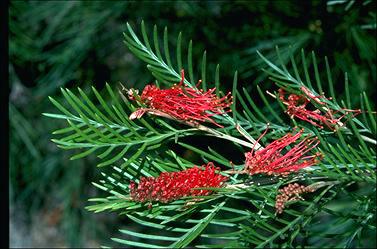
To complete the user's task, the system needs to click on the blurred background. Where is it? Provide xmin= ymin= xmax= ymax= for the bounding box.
xmin=9 ymin=0 xmax=376 ymax=247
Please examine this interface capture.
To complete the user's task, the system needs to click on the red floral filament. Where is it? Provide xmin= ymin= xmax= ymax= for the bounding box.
xmin=129 ymin=70 xmax=232 ymax=127
xmin=244 ymin=128 xmax=322 ymax=175
xmin=129 ymin=162 xmax=228 ymax=203
xmin=278 ymin=87 xmax=362 ymax=130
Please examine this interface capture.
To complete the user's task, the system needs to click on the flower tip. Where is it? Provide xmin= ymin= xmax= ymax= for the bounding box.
xmin=129 ymin=109 xmax=146 ymax=120
xmin=129 ymin=113 xmax=137 ymax=120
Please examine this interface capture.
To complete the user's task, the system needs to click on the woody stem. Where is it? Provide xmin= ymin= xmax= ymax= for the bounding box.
xmin=195 ymin=124 xmax=263 ymax=150
xmin=138 ymin=109 xmax=264 ymax=149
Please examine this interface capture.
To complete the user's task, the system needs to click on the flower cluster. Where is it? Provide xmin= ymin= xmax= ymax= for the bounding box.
xmin=128 ymin=70 xmax=232 ymax=127
xmin=279 ymin=87 xmax=361 ymax=130
xmin=275 ymin=183 xmax=315 ymax=214
xmin=244 ymin=128 xmax=322 ymax=175
xmin=129 ymin=162 xmax=228 ymax=203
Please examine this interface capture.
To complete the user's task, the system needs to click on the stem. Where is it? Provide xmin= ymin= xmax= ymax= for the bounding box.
xmin=223 ymin=169 xmax=246 ymax=174
xmin=308 ymin=180 xmax=340 ymax=190
xmin=183 ymin=105 xmax=264 ymax=149
xmin=137 ymin=108 xmax=264 ymax=149
xmin=196 ymin=124 xmax=263 ymax=150
xmin=224 ymin=179 xmax=341 ymax=192
xmin=225 ymin=183 xmax=250 ymax=190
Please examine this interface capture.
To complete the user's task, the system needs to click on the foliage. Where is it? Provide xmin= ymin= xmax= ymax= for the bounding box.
xmin=9 ymin=1 xmax=131 ymax=246
xmin=45 ymin=20 xmax=376 ymax=248
xmin=10 ymin=1 xmax=376 ymax=247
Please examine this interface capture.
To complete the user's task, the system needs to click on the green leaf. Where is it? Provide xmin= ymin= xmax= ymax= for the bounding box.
xmin=232 ymin=71 xmax=238 ymax=122
xmin=170 ymin=200 xmax=227 ymax=248
xmin=201 ymin=51 xmax=207 ymax=91
xmin=176 ymin=32 xmax=182 ymax=72
xmin=98 ymin=145 xmax=131 ymax=167
xmin=188 ymin=40 xmax=194 ymax=84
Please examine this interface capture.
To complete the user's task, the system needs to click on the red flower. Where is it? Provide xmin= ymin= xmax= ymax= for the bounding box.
xmin=275 ymin=183 xmax=315 ymax=214
xmin=278 ymin=87 xmax=361 ymax=130
xmin=129 ymin=162 xmax=228 ymax=203
xmin=128 ymin=70 xmax=232 ymax=127
xmin=244 ymin=128 xmax=322 ymax=175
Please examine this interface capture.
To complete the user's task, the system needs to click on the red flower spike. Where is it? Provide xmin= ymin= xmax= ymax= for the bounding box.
xmin=129 ymin=70 xmax=232 ymax=127
xmin=278 ymin=87 xmax=363 ymax=130
xmin=275 ymin=183 xmax=315 ymax=214
xmin=244 ymin=128 xmax=322 ymax=176
xmin=129 ymin=162 xmax=229 ymax=203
